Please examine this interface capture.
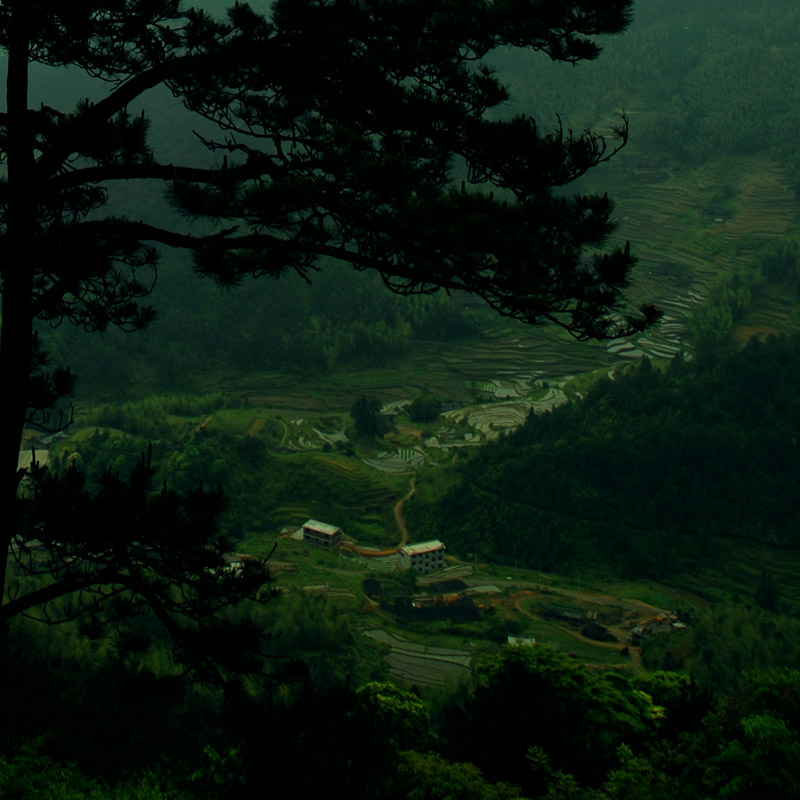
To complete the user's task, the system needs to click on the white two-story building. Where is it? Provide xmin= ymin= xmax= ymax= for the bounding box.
xmin=398 ymin=540 xmax=445 ymax=573
xmin=301 ymin=519 xmax=343 ymax=550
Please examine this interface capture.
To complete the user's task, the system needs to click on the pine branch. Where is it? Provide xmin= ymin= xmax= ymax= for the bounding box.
xmin=1 ymin=567 xmax=114 ymax=624
xmin=44 ymin=157 xmax=273 ymax=194
xmin=33 ymin=54 xmax=206 ymax=179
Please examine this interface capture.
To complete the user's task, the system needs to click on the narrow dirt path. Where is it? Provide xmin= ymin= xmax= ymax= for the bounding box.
xmin=278 ymin=418 xmax=290 ymax=447
xmin=512 ymin=592 xmax=642 ymax=668
xmin=394 ymin=475 xmax=416 ymax=547
xmin=191 ymin=415 xmax=213 ymax=436
xmin=247 ymin=417 xmax=265 ymax=436
xmin=345 ymin=476 xmax=416 ymax=557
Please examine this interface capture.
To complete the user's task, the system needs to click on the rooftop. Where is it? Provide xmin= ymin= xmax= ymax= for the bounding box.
xmin=302 ymin=519 xmax=341 ymax=536
xmin=402 ymin=540 xmax=445 ymax=556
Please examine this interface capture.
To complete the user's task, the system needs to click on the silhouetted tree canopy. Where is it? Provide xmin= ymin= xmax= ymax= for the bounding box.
xmin=0 ymin=0 xmax=643 ymax=663
xmin=409 ymin=391 xmax=443 ymax=422
xmin=349 ymin=394 xmax=381 ymax=438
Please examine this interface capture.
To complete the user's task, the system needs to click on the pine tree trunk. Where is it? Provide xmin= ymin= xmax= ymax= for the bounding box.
xmin=0 ymin=2 xmax=34 ymax=624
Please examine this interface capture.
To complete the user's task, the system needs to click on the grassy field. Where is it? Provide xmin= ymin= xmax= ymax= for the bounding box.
xmin=244 ymin=541 xmax=692 ymax=679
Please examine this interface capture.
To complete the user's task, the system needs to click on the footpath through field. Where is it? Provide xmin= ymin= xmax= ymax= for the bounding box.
xmin=344 ymin=476 xmax=416 ymax=557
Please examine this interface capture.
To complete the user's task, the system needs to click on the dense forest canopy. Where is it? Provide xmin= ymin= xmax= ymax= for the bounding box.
xmin=497 ymin=0 xmax=800 ymax=165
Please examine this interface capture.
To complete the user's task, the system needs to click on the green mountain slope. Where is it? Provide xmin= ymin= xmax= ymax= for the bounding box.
xmin=407 ymin=334 xmax=800 ymax=600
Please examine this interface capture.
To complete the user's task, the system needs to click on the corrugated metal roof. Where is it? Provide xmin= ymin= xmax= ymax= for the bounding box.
xmin=302 ymin=519 xmax=341 ymax=536
xmin=401 ymin=540 xmax=445 ymax=556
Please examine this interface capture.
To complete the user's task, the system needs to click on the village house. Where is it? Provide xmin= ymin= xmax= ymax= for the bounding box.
xmin=398 ymin=540 xmax=446 ymax=574
xmin=301 ymin=519 xmax=343 ymax=551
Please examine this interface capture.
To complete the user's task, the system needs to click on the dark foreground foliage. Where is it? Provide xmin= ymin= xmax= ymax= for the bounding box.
xmin=7 ymin=455 xmax=276 ymax=684
xmin=3 ymin=635 xmax=800 ymax=799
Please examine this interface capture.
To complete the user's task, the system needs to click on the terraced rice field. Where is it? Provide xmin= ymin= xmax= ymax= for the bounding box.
xmin=362 ymin=449 xmax=425 ymax=474
xmin=314 ymin=459 xmax=398 ymax=510
xmin=348 ymin=553 xmax=398 ymax=572
xmin=269 ymin=504 xmax=312 ymax=524
xmin=212 ymin=156 xmax=797 ymax=440
xmin=671 ymin=537 xmax=800 ymax=614
xmin=363 ymin=629 xmax=472 ymax=686
xmin=312 ymin=454 xmax=359 ymax=475
xmin=580 ymin=155 xmax=800 ymax=356
xmin=393 ymin=156 xmax=799 ymax=444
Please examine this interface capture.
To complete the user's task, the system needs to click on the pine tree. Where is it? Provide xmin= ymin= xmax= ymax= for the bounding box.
xmin=0 ymin=1 xmax=648 ymax=660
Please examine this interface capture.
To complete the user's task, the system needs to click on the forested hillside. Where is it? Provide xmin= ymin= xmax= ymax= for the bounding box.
xmin=499 ymin=0 xmax=800 ymax=168
xmin=41 ymin=255 xmax=476 ymax=394
xmin=407 ymin=333 xmax=800 ymax=581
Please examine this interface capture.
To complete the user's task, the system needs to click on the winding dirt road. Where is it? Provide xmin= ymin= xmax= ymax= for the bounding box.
xmin=345 ymin=476 xmax=416 ymax=557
